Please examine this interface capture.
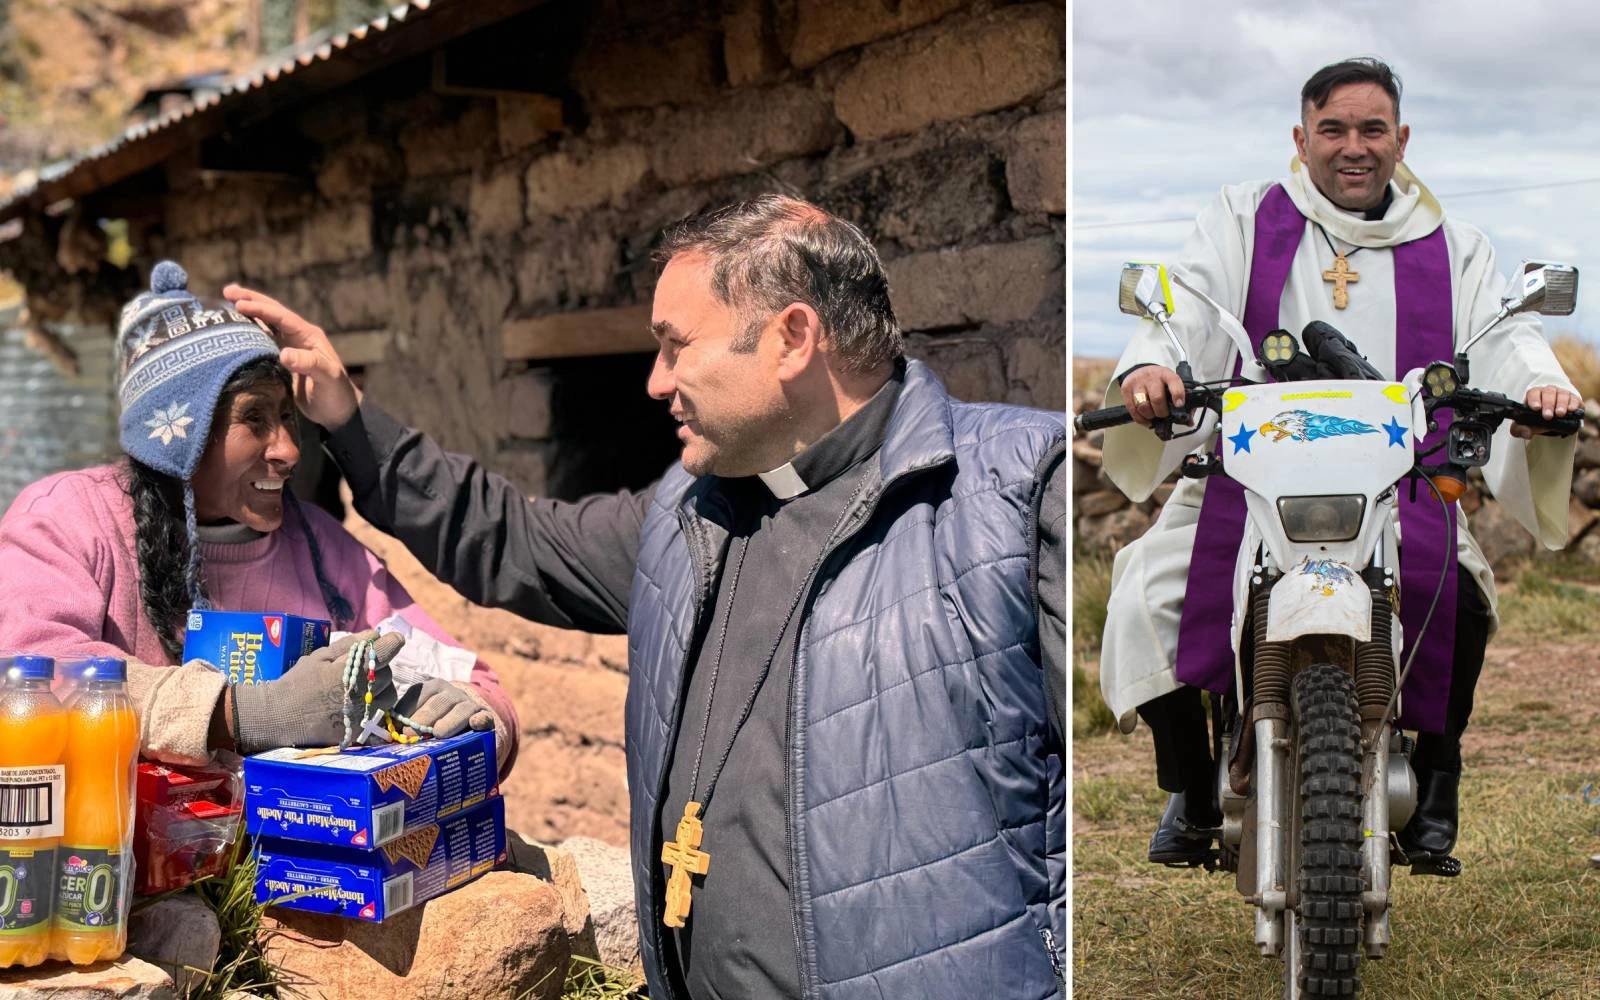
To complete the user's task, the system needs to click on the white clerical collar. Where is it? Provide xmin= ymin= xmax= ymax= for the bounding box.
xmin=757 ymin=462 xmax=808 ymax=500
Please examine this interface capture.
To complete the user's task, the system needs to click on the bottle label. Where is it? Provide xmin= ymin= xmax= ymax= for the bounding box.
xmin=0 ymin=766 xmax=65 ymax=840
xmin=0 ymin=846 xmax=55 ymax=934
xmin=55 ymin=847 xmax=125 ymax=932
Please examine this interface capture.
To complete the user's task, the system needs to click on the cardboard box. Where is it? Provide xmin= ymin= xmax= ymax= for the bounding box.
xmin=243 ymin=730 xmax=497 ymax=848
xmin=255 ymin=796 xmax=505 ymax=921
xmin=183 ymin=610 xmax=330 ymax=684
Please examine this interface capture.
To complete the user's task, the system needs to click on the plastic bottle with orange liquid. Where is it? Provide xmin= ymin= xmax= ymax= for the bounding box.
xmin=0 ymin=655 xmax=69 ymax=969
xmin=50 ymin=657 xmax=138 ymax=965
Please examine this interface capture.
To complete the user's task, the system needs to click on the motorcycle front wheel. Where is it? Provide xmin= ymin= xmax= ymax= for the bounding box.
xmin=1290 ymin=662 xmax=1365 ymax=997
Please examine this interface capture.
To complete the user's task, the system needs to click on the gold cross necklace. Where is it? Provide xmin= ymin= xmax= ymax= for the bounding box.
xmin=1318 ymin=225 xmax=1362 ymax=310
xmin=660 ymin=530 xmax=815 ymax=929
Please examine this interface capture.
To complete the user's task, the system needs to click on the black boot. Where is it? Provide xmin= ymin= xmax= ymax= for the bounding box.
xmin=1399 ymin=770 xmax=1462 ymax=877
xmin=1147 ymin=790 xmax=1220 ymax=866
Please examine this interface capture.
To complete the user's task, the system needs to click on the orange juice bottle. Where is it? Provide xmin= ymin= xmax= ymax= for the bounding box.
xmin=51 ymin=658 xmax=138 ymax=965
xmin=0 ymin=656 xmax=68 ymax=969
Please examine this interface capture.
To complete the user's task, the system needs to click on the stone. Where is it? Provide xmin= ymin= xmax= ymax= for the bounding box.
xmin=820 ymin=141 xmax=1006 ymax=251
xmin=1466 ymin=499 xmax=1536 ymax=578
xmin=1003 ymin=325 xmax=1067 ymax=410
xmin=492 ymin=446 xmax=553 ymax=498
xmin=834 ymin=5 xmax=1064 ymax=141
xmin=1006 ymin=112 xmax=1066 ymax=214
xmin=399 ymin=101 xmax=498 ymax=178
xmin=886 ymin=237 xmax=1063 ymax=331
xmin=1575 ymin=469 xmax=1600 ymax=507
xmin=498 ymin=369 xmax=556 ymax=440
xmin=649 ymin=83 xmax=843 ymax=186
xmin=177 ymin=237 xmax=242 ymax=295
xmin=262 ymin=872 xmax=570 ymax=1000
xmin=327 ymin=271 xmax=392 ymax=331
xmin=0 ymin=955 xmax=176 ymax=999
xmin=905 ymin=334 xmax=1008 ymax=403
xmin=125 ymin=893 xmax=221 ymax=996
xmin=497 ymin=95 xmax=565 ymax=157
xmin=724 ymin=0 xmax=785 ymax=87
xmin=503 ymin=832 xmax=598 ymax=959
xmin=1077 ymin=489 xmax=1126 ymax=518
xmin=237 ymin=231 xmax=301 ymax=280
xmin=573 ymin=29 xmax=720 ymax=111
xmin=511 ymin=222 xmax=619 ymax=309
xmin=788 ymin=0 xmax=969 ymax=68
xmin=1071 ymin=457 xmax=1099 ymax=495
xmin=301 ymin=202 xmax=373 ymax=267
xmin=557 ymin=836 xmax=640 ymax=975
xmin=469 ymin=162 xmax=525 ymax=237
xmin=524 ymin=143 xmax=649 ymax=217
xmin=316 ymin=137 xmax=404 ymax=201
xmin=1076 ymin=506 xmax=1152 ymax=554
xmin=1576 ymin=433 xmax=1600 ymax=470
xmin=1571 ymin=494 xmax=1597 ymax=543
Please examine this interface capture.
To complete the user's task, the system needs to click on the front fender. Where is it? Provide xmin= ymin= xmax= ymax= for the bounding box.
xmin=1265 ymin=558 xmax=1370 ymax=643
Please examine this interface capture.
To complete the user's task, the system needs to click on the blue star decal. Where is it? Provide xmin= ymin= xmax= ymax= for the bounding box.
xmin=1383 ymin=417 xmax=1407 ymax=448
xmin=1229 ymin=423 xmax=1256 ymax=454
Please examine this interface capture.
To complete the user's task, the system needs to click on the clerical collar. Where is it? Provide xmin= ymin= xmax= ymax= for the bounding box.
xmin=1363 ymin=186 xmax=1395 ymax=222
xmin=754 ymin=363 xmax=905 ymax=501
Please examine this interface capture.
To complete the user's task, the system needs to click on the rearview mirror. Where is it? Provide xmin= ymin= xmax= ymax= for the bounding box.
xmin=1505 ymin=260 xmax=1578 ymax=317
xmin=1118 ymin=262 xmax=1175 ymax=321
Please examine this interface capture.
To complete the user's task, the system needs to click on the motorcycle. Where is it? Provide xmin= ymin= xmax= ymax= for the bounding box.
xmin=1076 ymin=260 xmax=1583 ymax=998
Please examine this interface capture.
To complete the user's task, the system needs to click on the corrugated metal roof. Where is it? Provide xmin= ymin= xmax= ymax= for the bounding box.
xmin=0 ymin=0 xmax=478 ymax=222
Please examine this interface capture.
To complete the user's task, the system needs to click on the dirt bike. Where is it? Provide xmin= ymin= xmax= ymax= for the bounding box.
xmin=1075 ymin=260 xmax=1582 ymax=998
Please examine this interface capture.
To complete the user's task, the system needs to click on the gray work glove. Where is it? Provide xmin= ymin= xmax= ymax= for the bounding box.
xmin=232 ymin=630 xmax=406 ymax=753
xmin=390 ymin=678 xmax=497 ymax=739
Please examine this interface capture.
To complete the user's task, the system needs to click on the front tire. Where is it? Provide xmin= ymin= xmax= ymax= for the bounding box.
xmin=1291 ymin=663 xmax=1365 ymax=997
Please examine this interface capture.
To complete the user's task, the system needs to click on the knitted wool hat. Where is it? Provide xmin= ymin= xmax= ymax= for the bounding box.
xmin=117 ymin=261 xmax=280 ymax=611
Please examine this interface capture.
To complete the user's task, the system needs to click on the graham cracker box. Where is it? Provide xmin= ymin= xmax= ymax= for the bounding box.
xmin=255 ymin=795 xmax=505 ymax=921
xmin=183 ymin=610 xmax=331 ymax=684
xmin=242 ymin=730 xmax=496 ymax=848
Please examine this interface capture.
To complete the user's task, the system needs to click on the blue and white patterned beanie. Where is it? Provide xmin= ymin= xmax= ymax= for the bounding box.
xmin=117 ymin=261 xmax=280 ymax=610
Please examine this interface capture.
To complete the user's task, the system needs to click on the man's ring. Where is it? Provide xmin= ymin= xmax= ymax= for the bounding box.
xmin=1133 ymin=392 xmax=1149 ymax=406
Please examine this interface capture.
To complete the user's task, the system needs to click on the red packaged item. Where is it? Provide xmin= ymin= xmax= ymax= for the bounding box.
xmin=133 ymin=758 xmax=244 ymax=895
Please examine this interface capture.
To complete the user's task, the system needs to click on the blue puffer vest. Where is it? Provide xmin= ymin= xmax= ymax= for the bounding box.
xmin=624 ymin=360 xmax=1065 ymax=1000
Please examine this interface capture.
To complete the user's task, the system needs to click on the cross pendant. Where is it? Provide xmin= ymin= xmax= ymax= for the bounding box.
xmin=660 ymin=801 xmax=711 ymax=928
xmin=1322 ymin=253 xmax=1360 ymax=310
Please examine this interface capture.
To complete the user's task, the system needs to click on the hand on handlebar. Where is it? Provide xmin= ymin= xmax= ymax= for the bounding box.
xmin=1119 ymin=365 xmax=1188 ymax=429
xmin=1511 ymin=386 xmax=1583 ymax=439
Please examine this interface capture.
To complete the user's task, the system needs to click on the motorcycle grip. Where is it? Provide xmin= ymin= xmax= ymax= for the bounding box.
xmin=1510 ymin=404 xmax=1584 ymax=437
xmin=1074 ymin=405 xmax=1133 ymax=433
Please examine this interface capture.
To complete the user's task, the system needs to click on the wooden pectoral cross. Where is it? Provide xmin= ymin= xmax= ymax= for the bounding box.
xmin=1322 ymin=253 xmax=1360 ymax=309
xmin=661 ymin=801 xmax=711 ymax=928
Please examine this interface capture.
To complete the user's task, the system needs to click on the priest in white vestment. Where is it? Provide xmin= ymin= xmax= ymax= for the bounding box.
xmin=1095 ymin=57 xmax=1580 ymax=873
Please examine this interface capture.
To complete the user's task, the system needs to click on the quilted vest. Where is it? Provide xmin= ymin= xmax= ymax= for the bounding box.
xmin=624 ymin=360 xmax=1066 ymax=1000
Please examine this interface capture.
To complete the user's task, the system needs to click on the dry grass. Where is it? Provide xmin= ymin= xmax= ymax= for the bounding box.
xmin=1073 ymin=558 xmax=1600 ymax=998
xmin=1552 ymin=336 xmax=1600 ymax=402
xmin=1073 ymin=555 xmax=1117 ymax=736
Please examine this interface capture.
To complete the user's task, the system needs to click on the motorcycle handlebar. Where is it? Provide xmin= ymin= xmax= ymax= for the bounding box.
xmin=1073 ymin=404 xmax=1134 ymax=434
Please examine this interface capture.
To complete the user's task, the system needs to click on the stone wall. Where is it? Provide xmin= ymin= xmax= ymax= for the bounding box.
xmin=150 ymin=0 xmax=1066 ymax=498
xmin=1072 ymin=389 xmax=1600 ymax=578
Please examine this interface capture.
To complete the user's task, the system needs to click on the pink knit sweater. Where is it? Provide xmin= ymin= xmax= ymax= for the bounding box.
xmin=0 ymin=465 xmax=519 ymax=770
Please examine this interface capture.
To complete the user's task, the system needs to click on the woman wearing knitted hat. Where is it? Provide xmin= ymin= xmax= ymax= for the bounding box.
xmin=0 ymin=262 xmax=519 ymax=775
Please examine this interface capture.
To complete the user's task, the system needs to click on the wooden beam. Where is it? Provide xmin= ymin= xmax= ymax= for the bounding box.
xmin=502 ymin=305 xmax=655 ymax=361
xmin=330 ymin=328 xmax=392 ymax=367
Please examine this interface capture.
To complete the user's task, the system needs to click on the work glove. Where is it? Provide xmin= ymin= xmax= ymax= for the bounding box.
xmin=232 ymin=630 xmax=405 ymax=753
xmin=390 ymin=678 xmax=497 ymax=739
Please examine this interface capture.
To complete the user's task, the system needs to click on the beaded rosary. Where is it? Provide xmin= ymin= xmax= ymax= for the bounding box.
xmin=340 ymin=635 xmax=436 ymax=749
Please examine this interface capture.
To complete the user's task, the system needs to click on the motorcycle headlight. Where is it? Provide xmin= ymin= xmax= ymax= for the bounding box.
xmin=1277 ymin=494 xmax=1366 ymax=543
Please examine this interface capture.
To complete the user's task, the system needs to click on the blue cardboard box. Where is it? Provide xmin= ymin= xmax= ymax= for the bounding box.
xmin=255 ymin=796 xmax=505 ymax=921
xmin=183 ymin=610 xmax=330 ymax=684
xmin=243 ymin=730 xmax=497 ymax=848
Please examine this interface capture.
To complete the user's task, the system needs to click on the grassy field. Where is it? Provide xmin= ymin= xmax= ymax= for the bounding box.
xmin=1073 ymin=559 xmax=1600 ymax=998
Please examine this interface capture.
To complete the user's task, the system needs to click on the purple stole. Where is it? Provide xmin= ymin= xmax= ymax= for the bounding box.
xmin=1173 ymin=184 xmax=1458 ymax=734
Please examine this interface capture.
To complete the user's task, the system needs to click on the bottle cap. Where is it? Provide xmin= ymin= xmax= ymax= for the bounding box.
xmin=85 ymin=657 xmax=128 ymax=682
xmin=9 ymin=655 xmax=55 ymax=681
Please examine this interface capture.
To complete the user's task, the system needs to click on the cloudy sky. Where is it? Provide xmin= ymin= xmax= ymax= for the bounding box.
xmin=1073 ymin=0 xmax=1600 ymax=360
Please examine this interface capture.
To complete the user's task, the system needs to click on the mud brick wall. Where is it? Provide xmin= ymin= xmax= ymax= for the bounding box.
xmin=151 ymin=0 xmax=1066 ymax=499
